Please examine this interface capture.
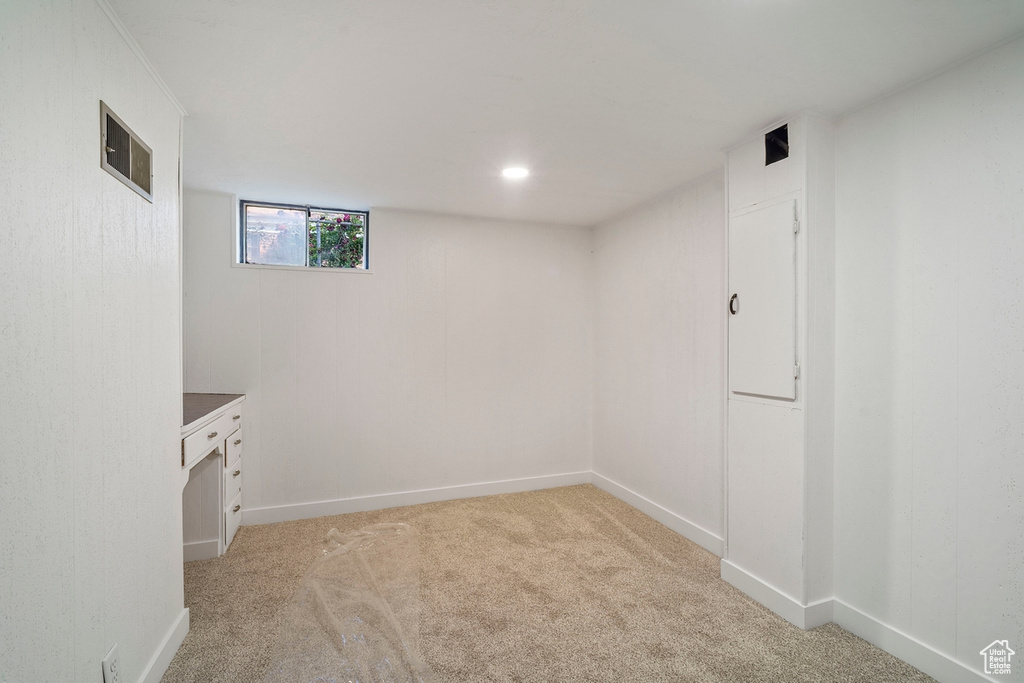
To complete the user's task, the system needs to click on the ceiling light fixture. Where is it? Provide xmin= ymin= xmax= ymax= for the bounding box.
xmin=502 ymin=166 xmax=529 ymax=179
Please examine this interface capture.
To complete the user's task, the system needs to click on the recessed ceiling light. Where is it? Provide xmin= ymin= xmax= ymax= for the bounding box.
xmin=502 ymin=166 xmax=529 ymax=179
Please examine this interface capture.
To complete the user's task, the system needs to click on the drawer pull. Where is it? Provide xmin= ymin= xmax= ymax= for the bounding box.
xmin=234 ymin=438 xmax=242 ymax=445
xmin=233 ymin=414 xmax=241 ymax=421
xmin=207 ymin=431 xmax=218 ymax=440
xmin=232 ymin=504 xmax=241 ymax=513
xmin=233 ymin=469 xmax=241 ymax=477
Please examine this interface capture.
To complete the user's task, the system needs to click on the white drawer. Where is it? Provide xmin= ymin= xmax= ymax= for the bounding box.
xmin=227 ymin=405 xmax=243 ymax=431
xmin=226 ymin=429 xmax=244 ymax=464
xmin=225 ymin=491 xmax=242 ymax=549
xmin=224 ymin=457 xmax=242 ymax=502
xmin=182 ymin=413 xmax=233 ymax=468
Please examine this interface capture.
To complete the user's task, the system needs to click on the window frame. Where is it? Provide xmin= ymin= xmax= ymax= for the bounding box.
xmin=237 ymin=199 xmax=370 ymax=271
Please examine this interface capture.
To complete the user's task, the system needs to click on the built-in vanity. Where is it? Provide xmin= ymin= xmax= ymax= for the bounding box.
xmin=181 ymin=393 xmax=245 ymax=561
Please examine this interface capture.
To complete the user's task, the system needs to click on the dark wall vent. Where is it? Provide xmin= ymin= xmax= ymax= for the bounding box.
xmin=100 ymin=101 xmax=153 ymax=202
xmin=765 ymin=124 xmax=789 ymax=166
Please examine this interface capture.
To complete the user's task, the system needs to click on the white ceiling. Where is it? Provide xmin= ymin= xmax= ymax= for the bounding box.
xmin=111 ymin=0 xmax=1024 ymax=226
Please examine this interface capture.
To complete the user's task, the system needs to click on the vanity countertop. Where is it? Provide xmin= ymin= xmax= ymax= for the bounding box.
xmin=182 ymin=392 xmax=245 ymax=435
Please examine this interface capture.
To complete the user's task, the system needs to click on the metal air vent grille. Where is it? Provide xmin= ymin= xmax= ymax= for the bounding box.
xmin=100 ymin=101 xmax=153 ymax=202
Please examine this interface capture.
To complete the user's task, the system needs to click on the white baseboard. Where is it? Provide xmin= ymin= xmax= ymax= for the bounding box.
xmin=183 ymin=539 xmax=219 ymax=562
xmin=803 ymin=597 xmax=835 ymax=629
xmin=833 ymin=600 xmax=992 ymax=683
xmin=241 ymin=471 xmax=592 ymax=526
xmin=138 ymin=607 xmax=189 ymax=683
xmin=590 ymin=472 xmax=724 ymax=556
xmin=718 ymin=565 xmax=989 ymax=682
xmin=720 ymin=560 xmax=833 ymax=630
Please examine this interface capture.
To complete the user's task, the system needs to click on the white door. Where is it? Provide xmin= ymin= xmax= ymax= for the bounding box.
xmin=728 ymin=200 xmax=797 ymax=400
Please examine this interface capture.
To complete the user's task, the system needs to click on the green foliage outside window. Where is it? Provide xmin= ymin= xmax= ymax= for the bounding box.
xmin=309 ymin=211 xmax=366 ymax=268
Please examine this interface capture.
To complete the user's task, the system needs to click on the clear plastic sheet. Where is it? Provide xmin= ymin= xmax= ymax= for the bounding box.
xmin=265 ymin=523 xmax=435 ymax=683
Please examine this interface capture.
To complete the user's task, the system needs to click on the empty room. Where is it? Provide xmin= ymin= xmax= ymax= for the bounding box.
xmin=2 ymin=1 xmax=1023 ymax=681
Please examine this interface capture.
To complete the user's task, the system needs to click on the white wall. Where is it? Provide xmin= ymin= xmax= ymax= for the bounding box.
xmin=0 ymin=1 xmax=185 ymax=681
xmin=834 ymin=35 xmax=1024 ymax=674
xmin=721 ymin=115 xmax=836 ymax=628
xmin=592 ymin=175 xmax=726 ymax=552
xmin=184 ymin=192 xmax=594 ymax=518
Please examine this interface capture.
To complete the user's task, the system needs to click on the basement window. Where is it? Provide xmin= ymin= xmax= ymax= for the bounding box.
xmin=239 ymin=201 xmax=368 ymax=270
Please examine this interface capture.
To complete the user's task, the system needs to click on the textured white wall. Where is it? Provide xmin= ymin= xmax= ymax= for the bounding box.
xmin=184 ymin=193 xmax=594 ymax=513
xmin=592 ymin=175 xmax=726 ymax=545
xmin=722 ymin=115 xmax=836 ymax=620
xmin=835 ymin=35 xmax=1024 ymax=671
xmin=0 ymin=1 xmax=184 ymax=681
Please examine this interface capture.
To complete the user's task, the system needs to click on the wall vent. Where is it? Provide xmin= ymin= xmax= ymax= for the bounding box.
xmin=100 ymin=101 xmax=153 ymax=202
xmin=765 ymin=124 xmax=789 ymax=166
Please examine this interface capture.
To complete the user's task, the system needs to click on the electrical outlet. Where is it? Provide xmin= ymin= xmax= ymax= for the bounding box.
xmin=102 ymin=643 xmax=121 ymax=683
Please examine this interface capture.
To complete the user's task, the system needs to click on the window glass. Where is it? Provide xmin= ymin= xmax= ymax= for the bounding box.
xmin=244 ymin=205 xmax=308 ymax=266
xmin=309 ymin=210 xmax=366 ymax=269
xmin=241 ymin=202 xmax=368 ymax=269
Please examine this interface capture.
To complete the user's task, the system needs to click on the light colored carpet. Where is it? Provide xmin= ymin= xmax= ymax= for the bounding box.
xmin=162 ymin=484 xmax=934 ymax=682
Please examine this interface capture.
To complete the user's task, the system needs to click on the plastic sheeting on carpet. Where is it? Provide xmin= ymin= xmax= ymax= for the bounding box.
xmin=264 ymin=523 xmax=435 ymax=683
